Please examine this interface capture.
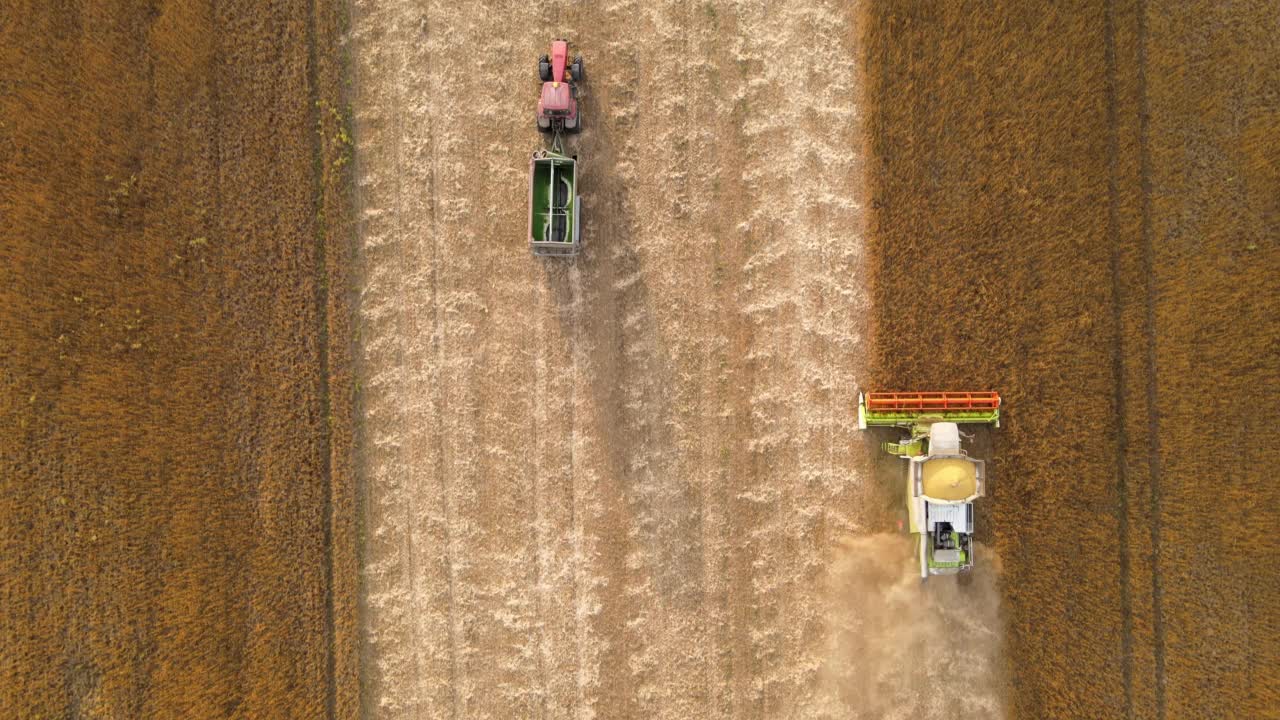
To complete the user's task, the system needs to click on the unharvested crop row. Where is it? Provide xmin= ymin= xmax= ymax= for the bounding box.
xmin=0 ymin=0 xmax=357 ymax=716
xmin=862 ymin=1 xmax=1278 ymax=717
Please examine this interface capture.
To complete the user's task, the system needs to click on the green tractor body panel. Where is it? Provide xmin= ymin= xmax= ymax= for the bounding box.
xmin=883 ymin=439 xmax=924 ymax=457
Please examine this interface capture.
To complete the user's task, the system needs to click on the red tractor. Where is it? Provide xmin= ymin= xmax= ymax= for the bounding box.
xmin=536 ymin=40 xmax=583 ymax=134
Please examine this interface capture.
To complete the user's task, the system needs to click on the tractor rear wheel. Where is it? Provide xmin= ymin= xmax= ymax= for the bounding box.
xmin=570 ymin=56 xmax=584 ymax=82
xmin=538 ymin=55 xmax=552 ymax=82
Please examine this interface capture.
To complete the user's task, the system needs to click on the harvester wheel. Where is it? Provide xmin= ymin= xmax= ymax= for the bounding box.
xmin=538 ymin=55 xmax=552 ymax=82
xmin=570 ymin=56 xmax=584 ymax=82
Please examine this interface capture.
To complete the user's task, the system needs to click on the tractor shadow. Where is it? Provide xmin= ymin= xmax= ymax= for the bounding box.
xmin=536 ymin=98 xmax=701 ymax=610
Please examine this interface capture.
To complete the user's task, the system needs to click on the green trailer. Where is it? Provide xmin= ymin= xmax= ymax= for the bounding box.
xmin=528 ymin=149 xmax=581 ymax=257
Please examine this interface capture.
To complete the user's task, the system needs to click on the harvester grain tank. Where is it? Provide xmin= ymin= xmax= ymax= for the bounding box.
xmin=857 ymin=391 xmax=1001 ymax=579
xmin=529 ymin=39 xmax=584 ymax=257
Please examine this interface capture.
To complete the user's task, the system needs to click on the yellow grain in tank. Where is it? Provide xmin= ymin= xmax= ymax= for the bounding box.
xmin=921 ymin=458 xmax=977 ymax=501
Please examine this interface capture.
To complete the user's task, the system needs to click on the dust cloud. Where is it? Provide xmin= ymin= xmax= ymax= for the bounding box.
xmin=812 ymin=534 xmax=1007 ymax=720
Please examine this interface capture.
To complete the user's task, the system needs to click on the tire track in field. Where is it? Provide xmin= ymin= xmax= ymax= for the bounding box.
xmin=302 ymin=2 xmax=338 ymax=715
xmin=557 ymin=2 xmax=652 ymax=715
xmin=1103 ymin=2 xmax=1137 ymax=715
xmin=588 ymin=3 xmax=714 ymax=716
xmin=711 ymin=4 xmax=869 ymax=717
xmin=1133 ymin=4 xmax=1167 ymax=715
xmin=347 ymin=1 xmax=434 ymax=715
xmin=525 ymin=12 xmax=585 ymax=720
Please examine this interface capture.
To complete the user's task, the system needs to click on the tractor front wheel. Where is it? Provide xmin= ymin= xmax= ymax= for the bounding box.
xmin=570 ymin=56 xmax=584 ymax=82
xmin=538 ymin=55 xmax=552 ymax=82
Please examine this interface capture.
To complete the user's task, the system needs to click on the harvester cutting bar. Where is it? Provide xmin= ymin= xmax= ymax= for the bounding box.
xmin=858 ymin=391 xmax=1001 ymax=428
xmin=867 ymin=391 xmax=1000 ymax=411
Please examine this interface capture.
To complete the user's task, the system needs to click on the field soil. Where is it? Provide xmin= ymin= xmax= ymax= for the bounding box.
xmin=0 ymin=1 xmax=357 ymax=717
xmin=864 ymin=2 xmax=1280 ymax=718
xmin=343 ymin=1 xmax=960 ymax=718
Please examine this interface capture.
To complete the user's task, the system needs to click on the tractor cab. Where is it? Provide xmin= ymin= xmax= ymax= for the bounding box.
xmin=539 ymin=82 xmax=573 ymax=117
xmin=536 ymin=39 xmax=583 ymax=133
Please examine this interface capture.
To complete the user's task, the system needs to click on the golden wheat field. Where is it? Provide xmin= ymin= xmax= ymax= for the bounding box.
xmin=3 ymin=1 xmax=1276 ymax=719
xmin=864 ymin=1 xmax=1279 ymax=718
xmin=0 ymin=0 xmax=357 ymax=717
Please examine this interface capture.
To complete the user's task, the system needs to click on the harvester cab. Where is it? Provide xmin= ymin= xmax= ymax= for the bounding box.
xmin=536 ymin=39 xmax=583 ymax=134
xmin=858 ymin=391 xmax=1001 ymax=580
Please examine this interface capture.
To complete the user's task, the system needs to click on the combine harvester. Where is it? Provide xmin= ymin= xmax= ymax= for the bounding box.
xmin=858 ymin=391 xmax=1001 ymax=580
xmin=529 ymin=39 xmax=584 ymax=257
